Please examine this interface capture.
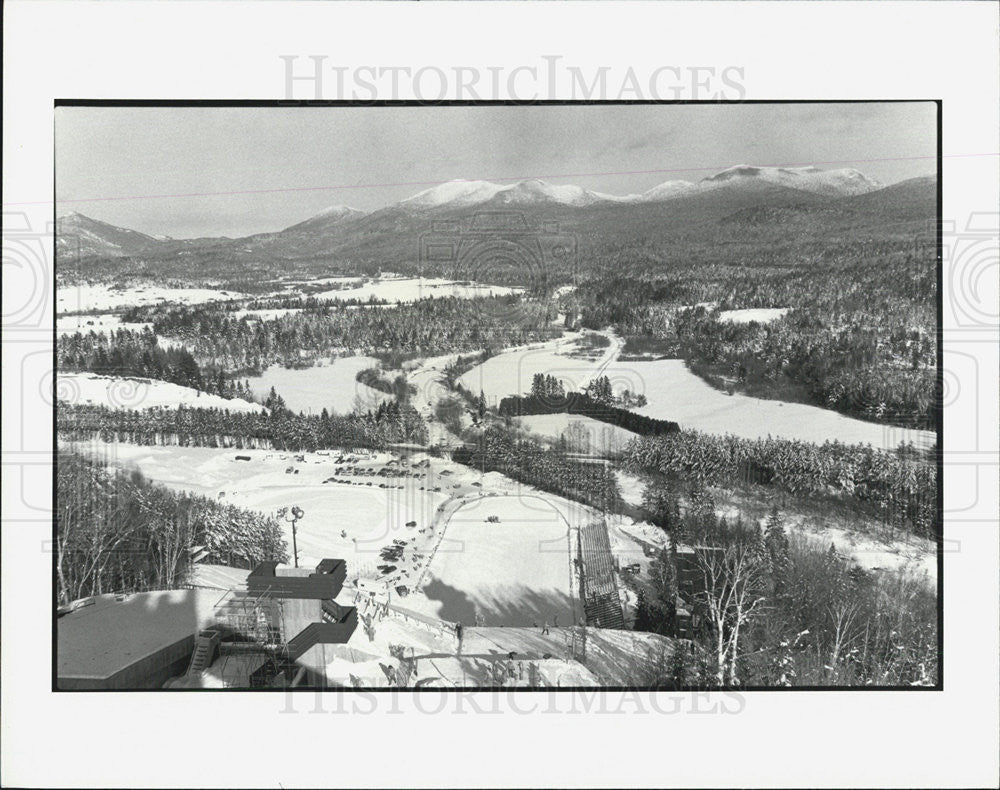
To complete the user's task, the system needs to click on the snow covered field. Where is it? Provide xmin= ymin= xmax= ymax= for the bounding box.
xmin=458 ymin=332 xmax=621 ymax=404
xmin=230 ymin=307 xmax=304 ymax=321
xmin=312 ymin=276 xmax=522 ymax=304
xmin=245 ymin=356 xmax=391 ymax=415
xmin=404 ymin=351 xmax=483 ymax=447
xmin=65 ymin=439 xmax=632 ymax=625
xmin=614 ymin=470 xmax=647 ymax=508
xmin=57 ymin=283 xmax=245 ymax=313
xmin=56 ymin=276 xmax=520 ymax=318
xmin=411 ymin=495 xmax=576 ymax=628
xmin=718 ymin=307 xmax=790 ymax=324
xmin=454 ymin=331 xmax=932 ymax=450
xmin=516 ymin=413 xmax=639 ymax=454
xmin=64 ymin=442 xmax=451 ymax=578
xmin=599 ymin=358 xmax=934 ymax=450
xmin=788 ymin=519 xmax=935 ymax=578
xmin=58 ymin=373 xmax=264 ymax=413
xmin=57 ymin=313 xmax=153 ymax=337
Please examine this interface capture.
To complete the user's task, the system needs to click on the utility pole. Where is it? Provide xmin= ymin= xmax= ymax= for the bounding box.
xmin=284 ymin=506 xmax=305 ymax=568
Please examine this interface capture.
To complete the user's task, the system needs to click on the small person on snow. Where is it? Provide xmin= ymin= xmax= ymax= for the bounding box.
xmin=541 ymin=620 xmax=550 ymax=635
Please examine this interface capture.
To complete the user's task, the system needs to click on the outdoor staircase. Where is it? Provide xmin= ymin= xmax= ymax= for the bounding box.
xmin=321 ymin=599 xmax=345 ymax=623
xmin=584 ymin=592 xmax=626 ymax=630
xmin=187 ymin=631 xmax=220 ymax=676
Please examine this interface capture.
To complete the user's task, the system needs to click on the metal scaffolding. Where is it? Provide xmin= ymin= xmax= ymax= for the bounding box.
xmin=212 ymin=585 xmax=290 ymax=687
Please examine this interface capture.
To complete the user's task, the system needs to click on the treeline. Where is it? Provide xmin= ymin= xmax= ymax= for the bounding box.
xmin=57 ymin=328 xmax=253 ymax=401
xmin=56 ymin=451 xmax=288 ymax=604
xmin=583 ymin=375 xmax=647 ymax=409
xmin=356 ymin=367 xmax=415 ymax=400
xmin=568 ymin=234 xmax=936 ymax=430
xmin=498 ymin=393 xmax=679 ymax=437
xmin=635 ymin=487 xmax=936 ymax=687
xmin=674 ymin=306 xmax=935 ymax=430
xmin=621 ymin=431 xmax=937 ymax=539
xmin=58 ymin=400 xmax=428 ymax=451
xmin=120 ymin=296 xmax=561 ymax=375
xmin=227 ymin=290 xmax=387 ymax=309
xmin=452 ymin=425 xmax=622 ymax=512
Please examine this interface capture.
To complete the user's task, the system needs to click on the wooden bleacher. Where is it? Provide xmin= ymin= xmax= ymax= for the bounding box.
xmin=579 ymin=521 xmax=625 ymax=630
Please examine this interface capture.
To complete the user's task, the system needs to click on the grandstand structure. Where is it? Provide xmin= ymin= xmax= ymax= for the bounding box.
xmin=577 ymin=520 xmax=626 ymax=630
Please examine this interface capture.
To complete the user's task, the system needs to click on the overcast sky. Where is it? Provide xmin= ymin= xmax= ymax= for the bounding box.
xmin=56 ymin=102 xmax=937 ymax=239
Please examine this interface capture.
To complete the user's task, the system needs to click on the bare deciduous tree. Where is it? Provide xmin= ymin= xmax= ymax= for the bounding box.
xmin=693 ymin=541 xmax=768 ymax=685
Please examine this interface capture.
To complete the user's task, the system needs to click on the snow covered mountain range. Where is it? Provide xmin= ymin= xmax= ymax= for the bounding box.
xmin=56 ymin=164 xmax=901 ymax=258
xmin=279 ymin=164 xmax=882 ymax=229
xmin=393 ymin=165 xmax=881 ymax=213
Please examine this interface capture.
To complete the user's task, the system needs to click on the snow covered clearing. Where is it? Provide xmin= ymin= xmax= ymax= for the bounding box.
xmin=717 ymin=307 xmax=790 ymax=324
xmin=58 ymin=373 xmax=264 ymax=413
xmin=64 ymin=438 xmax=657 ymax=626
xmin=280 ymin=276 xmax=363 ymax=288
xmin=408 ymin=495 xmax=577 ymax=628
xmin=230 ymin=307 xmax=304 ymax=321
xmin=245 ymin=356 xmax=391 ymax=415
xmin=312 ymin=276 xmax=522 ymax=304
xmin=600 ymin=358 xmax=934 ymax=450
xmin=786 ymin=518 xmax=936 ymax=578
xmin=404 ymin=349 xmax=494 ymax=447
xmin=614 ymin=470 xmax=648 ymax=508
xmin=517 ymin=413 xmax=639 ymax=454
xmin=458 ymin=331 xmax=622 ymax=404
xmin=612 ymin=476 xmax=935 ymax=579
xmin=57 ymin=283 xmax=245 ymax=313
xmin=64 ymin=442 xmax=453 ymax=580
xmin=57 ymin=313 xmax=153 ymax=336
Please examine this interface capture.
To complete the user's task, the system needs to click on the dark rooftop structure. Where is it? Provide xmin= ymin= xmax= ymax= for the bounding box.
xmin=247 ymin=558 xmax=346 ymax=600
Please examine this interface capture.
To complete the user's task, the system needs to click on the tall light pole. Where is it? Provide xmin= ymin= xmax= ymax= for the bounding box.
xmin=284 ymin=506 xmax=305 ymax=568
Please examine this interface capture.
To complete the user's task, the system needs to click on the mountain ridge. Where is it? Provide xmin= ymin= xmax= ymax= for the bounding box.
xmin=56 ymin=212 xmax=160 ymax=259
xmin=385 ymin=165 xmax=882 ymax=216
xmin=56 ymin=168 xmax=934 ymax=271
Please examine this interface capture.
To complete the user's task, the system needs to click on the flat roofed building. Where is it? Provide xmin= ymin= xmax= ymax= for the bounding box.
xmin=57 ymin=589 xmax=218 ymax=690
